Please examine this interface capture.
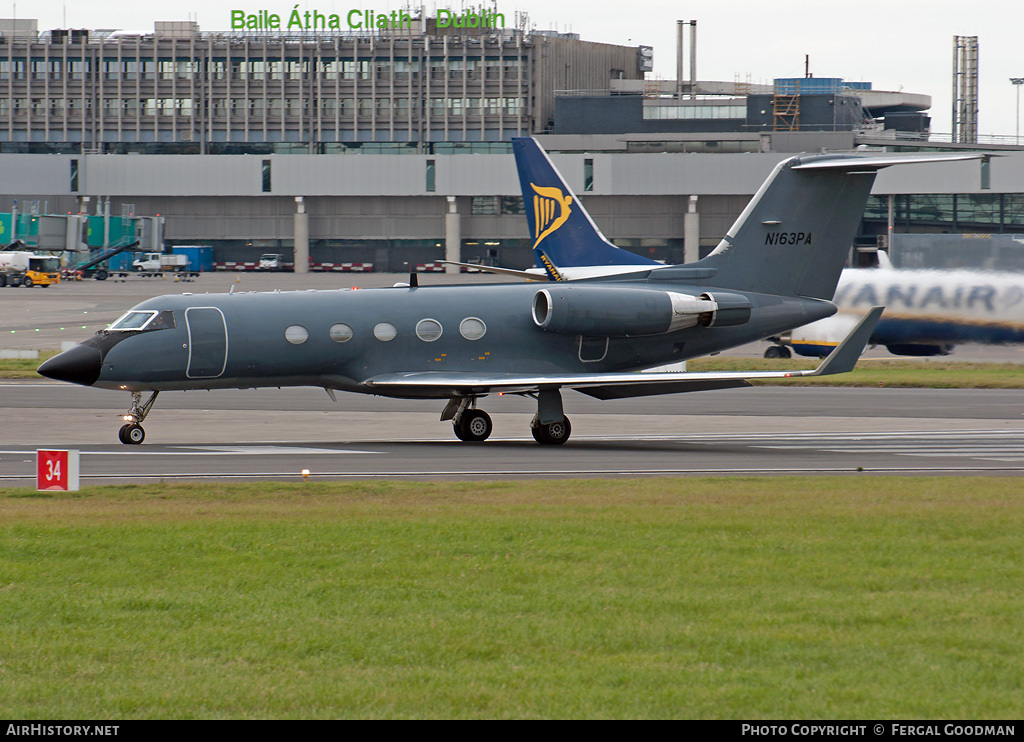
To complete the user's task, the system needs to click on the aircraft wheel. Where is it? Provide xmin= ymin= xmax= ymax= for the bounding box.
xmin=454 ymin=409 xmax=492 ymax=442
xmin=532 ymin=416 xmax=571 ymax=445
xmin=118 ymin=423 xmax=145 ymax=445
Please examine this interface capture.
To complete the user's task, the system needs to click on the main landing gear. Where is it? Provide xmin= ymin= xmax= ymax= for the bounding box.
xmin=118 ymin=391 xmax=159 ymax=445
xmin=764 ymin=344 xmax=792 ymax=359
xmin=530 ymin=415 xmax=571 ymax=445
xmin=442 ymin=388 xmax=572 ymax=445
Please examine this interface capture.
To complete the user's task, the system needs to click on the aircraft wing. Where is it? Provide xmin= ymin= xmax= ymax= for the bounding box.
xmin=364 ymin=307 xmax=883 ymax=400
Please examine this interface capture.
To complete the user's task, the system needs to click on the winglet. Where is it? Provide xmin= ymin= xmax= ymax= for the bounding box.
xmin=807 ymin=307 xmax=884 ymax=377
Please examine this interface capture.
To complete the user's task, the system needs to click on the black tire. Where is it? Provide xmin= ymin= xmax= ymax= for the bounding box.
xmin=454 ymin=409 xmax=492 ymax=442
xmin=119 ymin=423 xmax=145 ymax=445
xmin=95 ymin=269 xmax=108 ymax=281
xmin=22 ymin=276 xmax=33 ymax=288
xmin=533 ymin=416 xmax=571 ymax=445
xmin=764 ymin=346 xmax=780 ymax=359
xmin=777 ymin=346 xmax=791 ymax=359
xmin=0 ymin=275 xmax=6 ymax=288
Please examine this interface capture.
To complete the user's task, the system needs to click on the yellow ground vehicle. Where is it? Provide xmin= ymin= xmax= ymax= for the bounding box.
xmin=0 ymin=252 xmax=61 ymax=287
xmin=26 ymin=254 xmax=61 ymax=287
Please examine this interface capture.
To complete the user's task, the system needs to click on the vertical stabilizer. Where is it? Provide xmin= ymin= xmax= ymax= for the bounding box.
xmin=512 ymin=137 xmax=658 ymax=268
xmin=698 ymin=155 xmax=878 ymax=300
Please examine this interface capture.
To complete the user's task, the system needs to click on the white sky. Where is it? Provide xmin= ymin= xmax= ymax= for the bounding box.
xmin=19 ymin=0 xmax=1024 ymax=138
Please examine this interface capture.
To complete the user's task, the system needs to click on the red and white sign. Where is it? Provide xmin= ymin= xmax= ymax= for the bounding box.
xmin=36 ymin=449 xmax=80 ymax=491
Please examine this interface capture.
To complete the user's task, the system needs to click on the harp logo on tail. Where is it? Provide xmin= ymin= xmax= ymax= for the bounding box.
xmin=530 ymin=183 xmax=572 ymax=250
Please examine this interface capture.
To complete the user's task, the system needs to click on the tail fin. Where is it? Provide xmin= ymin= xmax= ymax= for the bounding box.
xmin=512 ymin=137 xmax=658 ymax=269
xmin=698 ymin=153 xmax=981 ymax=300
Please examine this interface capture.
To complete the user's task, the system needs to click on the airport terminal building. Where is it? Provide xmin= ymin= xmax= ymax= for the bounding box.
xmin=1 ymin=15 xmax=1022 ymax=272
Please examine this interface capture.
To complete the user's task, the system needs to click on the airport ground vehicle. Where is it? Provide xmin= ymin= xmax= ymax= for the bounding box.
xmin=133 ymin=253 xmax=189 ymax=273
xmin=0 ymin=251 xmax=61 ymax=287
xmin=259 ymin=253 xmax=284 ymax=271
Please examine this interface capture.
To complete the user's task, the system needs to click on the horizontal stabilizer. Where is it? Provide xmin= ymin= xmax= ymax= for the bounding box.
xmin=440 ymin=260 xmax=546 ymax=281
xmin=791 ymin=153 xmax=985 ymax=171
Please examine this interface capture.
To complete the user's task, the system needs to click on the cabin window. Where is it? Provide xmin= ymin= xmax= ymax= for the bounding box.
xmin=459 ymin=317 xmax=486 ymax=340
xmin=415 ymin=319 xmax=443 ymax=342
xmin=285 ymin=325 xmax=309 ymax=344
xmin=329 ymin=323 xmax=354 ymax=343
xmin=373 ymin=322 xmax=397 ymax=342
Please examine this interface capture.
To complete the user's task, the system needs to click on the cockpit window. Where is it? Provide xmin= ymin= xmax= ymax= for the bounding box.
xmin=110 ymin=311 xmax=158 ymax=330
xmin=149 ymin=310 xmax=176 ymax=330
xmin=108 ymin=310 xmax=176 ymax=331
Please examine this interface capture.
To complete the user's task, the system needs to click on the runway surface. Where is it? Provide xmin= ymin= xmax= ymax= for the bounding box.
xmin=3 ymin=382 xmax=1024 ymax=484
xmin=4 ymin=272 xmax=1024 ymax=485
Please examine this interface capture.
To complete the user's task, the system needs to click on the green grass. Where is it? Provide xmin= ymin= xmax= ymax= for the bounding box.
xmin=0 ymin=351 xmax=57 ymax=378
xmin=1 ymin=478 xmax=1022 ymax=719
xmin=690 ymin=357 xmax=1024 ymax=388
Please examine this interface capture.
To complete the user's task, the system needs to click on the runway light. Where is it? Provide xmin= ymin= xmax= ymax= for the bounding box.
xmin=301 ymin=469 xmax=310 ymax=481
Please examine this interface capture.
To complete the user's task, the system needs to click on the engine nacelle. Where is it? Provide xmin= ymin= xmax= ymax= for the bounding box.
xmin=698 ymin=292 xmax=753 ymax=327
xmin=532 ymin=285 xmax=717 ymax=337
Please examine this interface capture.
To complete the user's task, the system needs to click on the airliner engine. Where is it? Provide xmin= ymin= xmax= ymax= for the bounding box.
xmin=531 ymin=286 xmax=750 ymax=337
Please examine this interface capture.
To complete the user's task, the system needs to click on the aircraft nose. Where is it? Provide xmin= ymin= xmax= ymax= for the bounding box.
xmin=37 ymin=344 xmax=103 ymax=386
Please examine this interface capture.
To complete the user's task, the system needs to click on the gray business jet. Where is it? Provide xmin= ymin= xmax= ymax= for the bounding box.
xmin=43 ymin=138 xmax=976 ymax=446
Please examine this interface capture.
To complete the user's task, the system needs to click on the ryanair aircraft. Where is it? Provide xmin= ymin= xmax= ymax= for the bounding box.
xmin=767 ymin=250 xmax=1024 ymax=357
xmin=41 ymin=138 xmax=977 ymax=445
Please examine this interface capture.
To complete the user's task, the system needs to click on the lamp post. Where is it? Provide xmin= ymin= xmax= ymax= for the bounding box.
xmin=1011 ymin=78 xmax=1024 ymax=145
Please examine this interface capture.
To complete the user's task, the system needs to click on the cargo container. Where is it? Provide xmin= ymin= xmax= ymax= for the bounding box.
xmin=171 ymin=245 xmax=213 ymax=272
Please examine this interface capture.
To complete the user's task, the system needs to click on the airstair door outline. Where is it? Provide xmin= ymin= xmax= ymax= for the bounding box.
xmin=185 ymin=307 xmax=228 ymax=378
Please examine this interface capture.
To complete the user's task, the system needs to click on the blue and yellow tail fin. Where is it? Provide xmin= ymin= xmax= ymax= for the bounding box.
xmin=512 ymin=137 xmax=659 ymax=270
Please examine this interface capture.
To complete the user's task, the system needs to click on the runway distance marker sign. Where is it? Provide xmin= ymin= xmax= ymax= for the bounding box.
xmin=37 ymin=449 xmax=79 ymax=491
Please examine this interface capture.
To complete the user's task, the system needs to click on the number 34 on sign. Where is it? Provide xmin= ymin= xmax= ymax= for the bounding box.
xmin=36 ymin=449 xmax=80 ymax=491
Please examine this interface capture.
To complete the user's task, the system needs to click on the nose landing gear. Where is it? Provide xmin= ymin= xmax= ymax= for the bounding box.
xmin=118 ymin=391 xmax=159 ymax=445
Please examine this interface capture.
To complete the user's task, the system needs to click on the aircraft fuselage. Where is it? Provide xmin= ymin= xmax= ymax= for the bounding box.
xmin=65 ymin=281 xmax=832 ymax=397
